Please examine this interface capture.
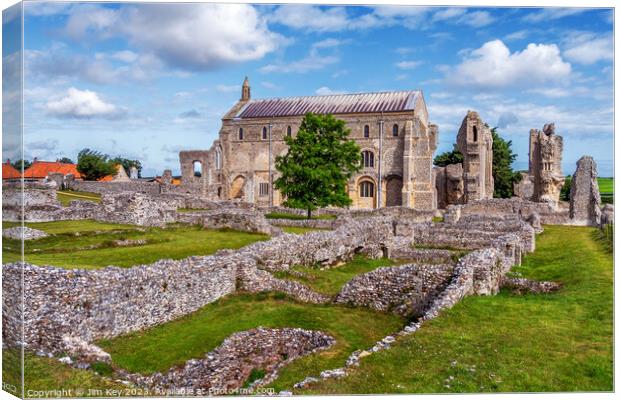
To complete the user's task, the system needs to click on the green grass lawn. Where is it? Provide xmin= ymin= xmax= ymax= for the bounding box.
xmin=301 ymin=225 xmax=613 ymax=394
xmin=2 ymin=220 xmax=268 ymax=269
xmin=273 ymin=255 xmax=394 ymax=296
xmin=265 ymin=211 xmax=336 ymax=220
xmin=2 ymin=350 xmax=126 ymax=398
xmin=98 ymin=292 xmax=405 ymax=390
xmin=597 ymin=177 xmax=613 ymax=193
xmin=57 ymin=190 xmax=101 ymax=206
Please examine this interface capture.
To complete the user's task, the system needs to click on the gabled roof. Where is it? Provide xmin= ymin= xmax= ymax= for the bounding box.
xmin=234 ymin=90 xmax=421 ymax=119
xmin=2 ymin=162 xmax=21 ymax=180
xmin=22 ymin=161 xmax=82 ymax=179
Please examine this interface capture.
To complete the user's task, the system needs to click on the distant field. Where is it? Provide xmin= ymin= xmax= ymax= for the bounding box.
xmin=597 ymin=177 xmax=613 ymax=204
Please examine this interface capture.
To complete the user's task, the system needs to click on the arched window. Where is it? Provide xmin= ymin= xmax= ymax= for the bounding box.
xmin=363 ymin=125 xmax=370 ymax=138
xmin=472 ymin=126 xmax=478 ymax=142
xmin=361 ymin=150 xmax=374 ymax=168
xmin=287 ymin=126 xmax=292 ymax=137
xmin=262 ymin=126 xmax=268 ymax=140
xmin=392 ymin=124 xmax=399 ymax=137
xmin=215 ymin=147 xmax=222 ymax=170
xmin=193 ymin=161 xmax=202 ymax=177
xmin=359 ymin=181 xmax=375 ymax=198
xmin=238 ymin=128 xmax=244 ymax=140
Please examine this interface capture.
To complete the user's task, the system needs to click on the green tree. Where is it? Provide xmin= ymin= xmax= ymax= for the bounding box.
xmin=56 ymin=157 xmax=74 ymax=164
xmin=560 ymin=176 xmax=572 ymax=201
xmin=111 ymin=157 xmax=143 ymax=178
xmin=11 ymin=159 xmax=31 ymax=172
xmin=433 ymin=145 xmax=463 ymax=167
xmin=275 ymin=113 xmax=361 ymax=218
xmin=491 ymin=127 xmax=521 ymax=198
xmin=77 ymin=149 xmax=117 ymax=181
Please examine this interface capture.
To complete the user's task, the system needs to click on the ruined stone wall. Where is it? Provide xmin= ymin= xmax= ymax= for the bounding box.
xmin=68 ymin=180 xmax=162 ymax=195
xmin=335 ymin=263 xmax=455 ymax=317
xmin=445 ymin=198 xmax=571 ymax=226
xmin=2 ymin=217 xmax=396 ymax=355
xmin=3 ymin=258 xmax=238 ymax=353
xmin=239 ymin=217 xmax=394 ymax=271
xmin=434 ymin=163 xmax=464 ymax=209
xmin=569 ymin=156 xmax=602 ymax=226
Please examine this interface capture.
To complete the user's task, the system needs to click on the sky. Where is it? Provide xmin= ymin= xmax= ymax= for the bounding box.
xmin=2 ymin=2 xmax=615 ymax=177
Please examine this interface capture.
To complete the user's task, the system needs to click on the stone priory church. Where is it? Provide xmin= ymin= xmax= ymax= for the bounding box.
xmin=179 ymin=77 xmax=440 ymax=210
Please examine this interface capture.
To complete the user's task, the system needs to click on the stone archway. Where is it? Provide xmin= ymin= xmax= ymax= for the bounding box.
xmin=230 ymin=176 xmax=246 ymax=199
xmin=385 ymin=175 xmax=403 ymax=207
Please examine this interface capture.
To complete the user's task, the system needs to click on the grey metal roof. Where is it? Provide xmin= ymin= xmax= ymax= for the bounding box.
xmin=235 ymin=90 xmax=421 ymax=119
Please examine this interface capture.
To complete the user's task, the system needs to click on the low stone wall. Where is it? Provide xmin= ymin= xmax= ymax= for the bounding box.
xmin=348 ymin=206 xmax=435 ymax=223
xmin=267 ymin=218 xmax=335 ymax=230
xmin=99 ymin=192 xmax=182 ymax=227
xmin=121 ymin=328 xmax=335 ymax=393
xmin=335 ymin=263 xmax=455 ymax=317
xmin=260 ymin=206 xmax=342 ymax=217
xmin=2 ymin=226 xmax=49 ymax=240
xmin=238 ymin=217 xmax=394 ymax=271
xmin=2 ymin=256 xmax=237 ymax=353
xmin=67 ymin=180 xmax=162 ymax=195
xmin=390 ymin=246 xmax=456 ymax=265
xmin=445 ymin=198 xmax=572 ymax=225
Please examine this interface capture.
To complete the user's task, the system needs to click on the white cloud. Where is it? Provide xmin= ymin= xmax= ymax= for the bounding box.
xmin=505 ymin=30 xmax=529 ymax=41
xmin=395 ymin=60 xmax=423 ymax=70
xmin=62 ymin=4 xmax=284 ymax=71
xmin=26 ymin=47 xmax=164 ymax=84
xmin=315 ymin=87 xmax=346 ymax=96
xmin=462 ymin=11 xmax=494 ymax=28
xmin=446 ymin=40 xmax=571 ymax=89
xmin=562 ymin=32 xmax=612 ymax=65
xmin=268 ymin=5 xmax=351 ymax=32
xmin=432 ymin=7 xmax=466 ymax=22
xmin=260 ymin=39 xmax=341 ymax=74
xmin=522 ymin=8 xmax=588 ymax=23
xmin=45 ymin=88 xmax=125 ymax=119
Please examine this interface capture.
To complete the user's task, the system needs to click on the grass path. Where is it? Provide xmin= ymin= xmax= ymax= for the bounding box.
xmin=301 ymin=225 xmax=613 ymax=394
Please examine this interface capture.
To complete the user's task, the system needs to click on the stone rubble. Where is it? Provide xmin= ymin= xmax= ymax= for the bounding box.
xmin=119 ymin=328 xmax=335 ymax=393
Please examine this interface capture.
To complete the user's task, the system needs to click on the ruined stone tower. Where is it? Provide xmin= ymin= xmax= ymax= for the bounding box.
xmin=456 ymin=111 xmax=494 ymax=202
xmin=528 ymin=123 xmax=564 ymax=205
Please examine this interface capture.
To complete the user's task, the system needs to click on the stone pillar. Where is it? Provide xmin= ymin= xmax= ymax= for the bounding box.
xmin=129 ymin=166 xmax=139 ymax=179
xmin=569 ymin=156 xmax=601 ymax=226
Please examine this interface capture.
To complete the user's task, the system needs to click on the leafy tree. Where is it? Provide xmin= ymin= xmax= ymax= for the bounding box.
xmin=275 ymin=113 xmax=361 ymax=219
xmin=77 ymin=149 xmax=117 ymax=181
xmin=560 ymin=176 xmax=572 ymax=201
xmin=56 ymin=157 xmax=74 ymax=164
xmin=491 ymin=127 xmax=521 ymax=198
xmin=111 ymin=157 xmax=143 ymax=178
xmin=433 ymin=145 xmax=463 ymax=167
xmin=11 ymin=159 xmax=31 ymax=172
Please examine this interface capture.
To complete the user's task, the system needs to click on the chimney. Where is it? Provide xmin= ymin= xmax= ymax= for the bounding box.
xmin=241 ymin=76 xmax=251 ymax=101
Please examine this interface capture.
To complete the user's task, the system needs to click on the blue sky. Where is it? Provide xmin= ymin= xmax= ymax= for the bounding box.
xmin=3 ymin=3 xmax=614 ymax=176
